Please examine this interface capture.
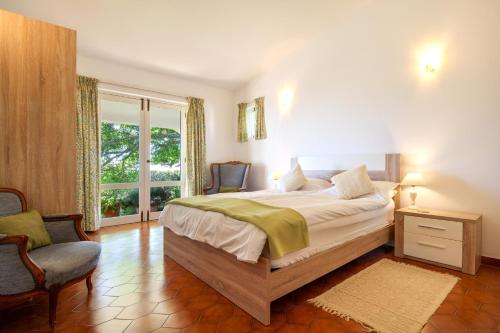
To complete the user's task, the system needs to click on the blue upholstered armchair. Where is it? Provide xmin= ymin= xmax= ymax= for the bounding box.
xmin=0 ymin=188 xmax=101 ymax=331
xmin=204 ymin=161 xmax=251 ymax=194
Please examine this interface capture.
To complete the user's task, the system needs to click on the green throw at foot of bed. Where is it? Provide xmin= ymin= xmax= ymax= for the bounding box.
xmin=168 ymin=196 xmax=309 ymax=259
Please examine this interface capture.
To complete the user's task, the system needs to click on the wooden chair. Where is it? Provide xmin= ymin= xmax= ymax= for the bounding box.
xmin=204 ymin=161 xmax=251 ymax=194
xmin=0 ymin=188 xmax=101 ymax=331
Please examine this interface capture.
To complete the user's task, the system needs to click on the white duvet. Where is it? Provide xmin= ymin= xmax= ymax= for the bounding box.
xmin=159 ymin=188 xmax=391 ymax=264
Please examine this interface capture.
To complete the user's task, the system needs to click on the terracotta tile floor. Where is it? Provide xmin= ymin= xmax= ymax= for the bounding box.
xmin=1 ymin=221 xmax=500 ymax=333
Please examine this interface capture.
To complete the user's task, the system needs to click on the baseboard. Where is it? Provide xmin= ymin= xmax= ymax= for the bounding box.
xmin=482 ymin=256 xmax=500 ymax=267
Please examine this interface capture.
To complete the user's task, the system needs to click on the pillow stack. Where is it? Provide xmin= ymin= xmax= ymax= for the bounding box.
xmin=279 ymin=162 xmax=399 ymax=199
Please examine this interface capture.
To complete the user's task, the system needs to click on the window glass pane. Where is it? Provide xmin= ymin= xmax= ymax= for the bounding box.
xmin=150 ymin=103 xmax=182 ymax=181
xmin=150 ymin=186 xmax=181 ymax=212
xmin=100 ymin=95 xmax=141 ymax=184
xmin=246 ymin=106 xmax=256 ymax=139
xmin=101 ymin=188 xmax=139 ymax=218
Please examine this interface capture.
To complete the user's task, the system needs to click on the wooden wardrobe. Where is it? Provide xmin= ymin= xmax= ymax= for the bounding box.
xmin=0 ymin=10 xmax=77 ymax=215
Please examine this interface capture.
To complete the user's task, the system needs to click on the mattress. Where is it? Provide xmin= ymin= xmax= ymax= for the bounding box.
xmin=271 ymin=200 xmax=394 ymax=268
xmin=159 ymin=188 xmax=394 ymax=267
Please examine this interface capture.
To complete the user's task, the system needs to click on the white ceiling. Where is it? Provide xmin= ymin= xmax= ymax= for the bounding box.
xmin=0 ymin=0 xmax=353 ymax=89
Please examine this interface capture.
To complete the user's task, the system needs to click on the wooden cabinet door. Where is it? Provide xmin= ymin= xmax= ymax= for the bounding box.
xmin=0 ymin=10 xmax=77 ymax=214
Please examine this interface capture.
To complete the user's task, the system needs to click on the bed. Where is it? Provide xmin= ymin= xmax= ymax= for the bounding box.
xmin=161 ymin=153 xmax=402 ymax=325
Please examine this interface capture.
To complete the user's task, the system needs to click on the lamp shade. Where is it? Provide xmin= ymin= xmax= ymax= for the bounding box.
xmin=271 ymin=171 xmax=282 ymax=181
xmin=401 ymin=172 xmax=425 ymax=186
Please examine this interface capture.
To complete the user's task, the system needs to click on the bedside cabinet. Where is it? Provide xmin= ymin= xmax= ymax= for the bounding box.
xmin=395 ymin=207 xmax=482 ymax=275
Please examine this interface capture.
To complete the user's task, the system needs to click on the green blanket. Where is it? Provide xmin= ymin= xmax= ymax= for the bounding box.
xmin=168 ymin=196 xmax=309 ymax=259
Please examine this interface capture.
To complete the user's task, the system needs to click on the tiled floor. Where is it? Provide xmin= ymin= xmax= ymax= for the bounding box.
xmin=1 ymin=221 xmax=500 ymax=333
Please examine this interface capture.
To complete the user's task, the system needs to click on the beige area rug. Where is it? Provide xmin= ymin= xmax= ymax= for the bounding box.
xmin=309 ymin=259 xmax=458 ymax=333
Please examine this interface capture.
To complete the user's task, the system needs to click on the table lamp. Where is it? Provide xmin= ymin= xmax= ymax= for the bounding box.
xmin=271 ymin=171 xmax=281 ymax=189
xmin=401 ymin=172 xmax=426 ymax=209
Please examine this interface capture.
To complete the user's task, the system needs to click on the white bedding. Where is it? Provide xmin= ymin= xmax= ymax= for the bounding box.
xmin=159 ymin=188 xmax=393 ymax=265
xmin=272 ymin=201 xmax=394 ymax=268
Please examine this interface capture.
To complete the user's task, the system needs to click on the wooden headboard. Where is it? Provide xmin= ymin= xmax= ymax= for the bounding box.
xmin=291 ymin=153 xmax=401 ymax=182
xmin=291 ymin=153 xmax=403 ymax=206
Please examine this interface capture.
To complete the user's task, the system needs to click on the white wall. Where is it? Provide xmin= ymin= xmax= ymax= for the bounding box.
xmin=234 ymin=0 xmax=500 ymax=259
xmin=78 ymin=55 xmax=242 ymax=165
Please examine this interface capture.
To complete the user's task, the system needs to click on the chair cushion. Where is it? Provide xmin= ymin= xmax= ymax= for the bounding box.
xmin=29 ymin=241 xmax=101 ymax=288
xmin=0 ymin=210 xmax=52 ymax=250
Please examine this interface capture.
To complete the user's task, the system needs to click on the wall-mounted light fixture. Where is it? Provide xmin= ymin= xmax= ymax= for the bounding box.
xmin=278 ymin=87 xmax=294 ymax=114
xmin=418 ymin=46 xmax=442 ymax=75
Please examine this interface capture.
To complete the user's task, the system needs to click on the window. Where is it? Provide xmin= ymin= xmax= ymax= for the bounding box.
xmin=246 ymin=103 xmax=256 ymax=139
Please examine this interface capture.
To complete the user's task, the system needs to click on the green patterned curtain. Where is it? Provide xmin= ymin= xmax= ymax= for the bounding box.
xmin=237 ymin=103 xmax=248 ymax=142
xmin=254 ymin=96 xmax=267 ymax=140
xmin=76 ymin=75 xmax=100 ymax=231
xmin=186 ymin=97 xmax=206 ymax=196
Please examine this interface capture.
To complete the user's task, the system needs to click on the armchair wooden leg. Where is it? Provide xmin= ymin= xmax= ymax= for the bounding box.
xmin=48 ymin=287 xmax=60 ymax=332
xmin=86 ymin=275 xmax=93 ymax=293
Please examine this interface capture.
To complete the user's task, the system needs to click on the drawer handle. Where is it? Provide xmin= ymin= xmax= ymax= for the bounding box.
xmin=417 ymin=224 xmax=447 ymax=231
xmin=417 ymin=241 xmax=446 ymax=249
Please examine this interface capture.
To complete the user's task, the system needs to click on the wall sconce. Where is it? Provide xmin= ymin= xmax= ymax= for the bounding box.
xmin=418 ymin=47 xmax=442 ymax=75
xmin=279 ymin=88 xmax=294 ymax=114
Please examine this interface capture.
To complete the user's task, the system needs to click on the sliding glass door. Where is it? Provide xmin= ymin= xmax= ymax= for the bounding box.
xmin=100 ymin=93 xmax=185 ymax=226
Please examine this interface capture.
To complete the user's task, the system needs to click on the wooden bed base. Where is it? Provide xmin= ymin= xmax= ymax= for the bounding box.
xmin=164 ymin=224 xmax=394 ymax=325
xmin=163 ymin=153 xmax=402 ymax=325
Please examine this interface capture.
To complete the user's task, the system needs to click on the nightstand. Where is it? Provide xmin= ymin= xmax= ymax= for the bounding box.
xmin=395 ymin=207 xmax=482 ymax=275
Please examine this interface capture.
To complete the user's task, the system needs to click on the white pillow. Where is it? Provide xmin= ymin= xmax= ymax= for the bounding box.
xmin=331 ymin=164 xmax=375 ymax=199
xmin=299 ymin=178 xmax=332 ymax=191
xmin=372 ymin=181 xmax=399 ymax=199
xmin=280 ymin=164 xmax=307 ymax=192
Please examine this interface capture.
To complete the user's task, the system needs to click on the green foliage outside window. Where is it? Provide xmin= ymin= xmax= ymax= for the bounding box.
xmin=100 ymin=122 xmax=181 ymax=217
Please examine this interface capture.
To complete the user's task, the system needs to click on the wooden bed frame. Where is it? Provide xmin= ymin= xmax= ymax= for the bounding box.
xmin=164 ymin=153 xmax=402 ymax=325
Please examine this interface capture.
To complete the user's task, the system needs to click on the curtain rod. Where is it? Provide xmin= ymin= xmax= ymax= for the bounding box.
xmin=98 ymin=80 xmax=188 ymax=103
